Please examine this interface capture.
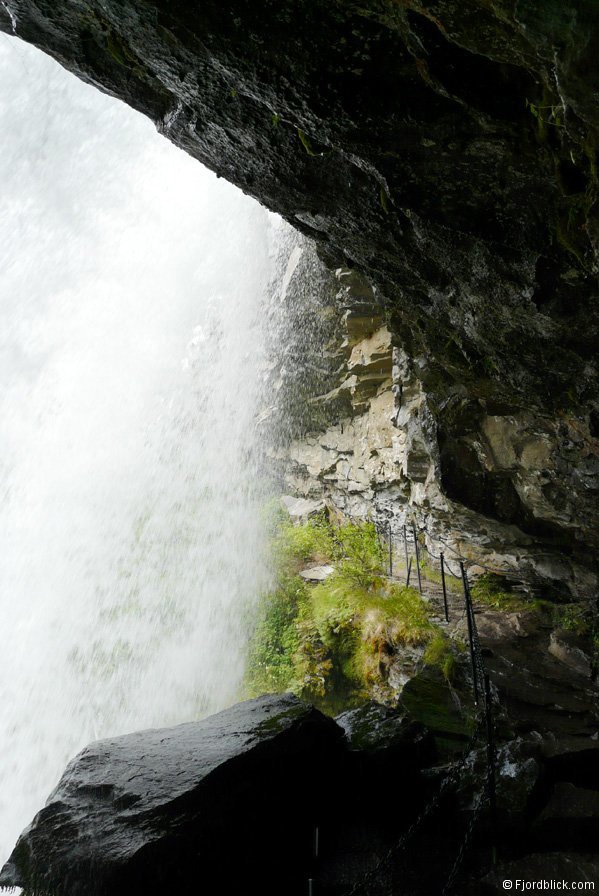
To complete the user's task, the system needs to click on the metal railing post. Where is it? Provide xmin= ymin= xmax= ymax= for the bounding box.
xmin=412 ymin=522 xmax=422 ymax=593
xmin=403 ymin=524 xmax=410 ymax=585
xmin=460 ymin=561 xmax=479 ymax=705
xmin=388 ymin=521 xmax=393 ymax=577
xmin=440 ymin=552 xmax=449 ymax=623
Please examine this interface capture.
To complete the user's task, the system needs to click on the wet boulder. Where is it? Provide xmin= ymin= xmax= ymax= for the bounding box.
xmin=335 ymin=701 xmax=436 ymax=834
xmin=0 ymin=694 xmax=345 ymax=896
xmin=337 ymin=700 xmax=433 ymax=762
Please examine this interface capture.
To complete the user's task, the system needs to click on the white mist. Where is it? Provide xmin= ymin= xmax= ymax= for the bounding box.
xmin=0 ymin=35 xmax=283 ymax=863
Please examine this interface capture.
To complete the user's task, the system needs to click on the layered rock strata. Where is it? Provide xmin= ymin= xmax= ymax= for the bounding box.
xmin=273 ymin=259 xmax=597 ymax=599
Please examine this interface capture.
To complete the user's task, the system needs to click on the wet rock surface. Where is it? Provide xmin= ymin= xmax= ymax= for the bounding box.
xmin=273 ymin=260 xmax=598 ymax=599
xmin=478 ymin=609 xmax=598 ymax=739
xmin=2 ymin=667 xmax=598 ymax=895
xmin=0 ymin=694 xmax=346 ymax=896
xmin=2 ymin=0 xmax=599 ymax=592
xmin=336 ymin=700 xmax=433 ymax=759
xmin=0 ymin=694 xmax=440 ymax=896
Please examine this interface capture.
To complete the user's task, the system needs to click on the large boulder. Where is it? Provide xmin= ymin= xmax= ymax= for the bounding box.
xmin=0 ymin=694 xmax=345 ymax=896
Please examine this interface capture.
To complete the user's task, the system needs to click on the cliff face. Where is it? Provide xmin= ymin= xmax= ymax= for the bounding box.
xmin=269 ymin=255 xmax=596 ymax=598
xmin=3 ymin=0 xmax=598 ymax=593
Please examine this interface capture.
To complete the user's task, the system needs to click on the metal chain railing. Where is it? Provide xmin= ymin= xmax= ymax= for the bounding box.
xmin=341 ymin=711 xmax=487 ymax=896
xmin=441 ymin=790 xmax=485 ymax=896
xmin=308 ymin=504 xmax=501 ymax=896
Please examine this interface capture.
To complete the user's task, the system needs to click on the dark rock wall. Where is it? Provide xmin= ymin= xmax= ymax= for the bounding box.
xmin=3 ymin=0 xmax=598 ymax=591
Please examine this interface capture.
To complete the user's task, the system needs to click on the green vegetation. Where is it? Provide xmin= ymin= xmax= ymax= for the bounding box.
xmin=525 ymin=88 xmax=599 ymax=271
xmin=419 ymin=549 xmax=463 ymax=595
xmin=423 ymin=630 xmax=464 ymax=683
xmin=297 ymin=128 xmax=317 ymax=157
xmin=470 ymin=573 xmax=530 ymax=612
xmin=296 ymin=128 xmax=332 ymax=158
xmin=245 ymin=508 xmax=449 ymax=714
xmin=525 ymin=97 xmax=565 ymax=139
xmin=106 ymin=30 xmax=143 ymax=75
xmin=555 ymin=603 xmax=599 ymax=670
xmin=379 ymin=186 xmax=390 ymax=213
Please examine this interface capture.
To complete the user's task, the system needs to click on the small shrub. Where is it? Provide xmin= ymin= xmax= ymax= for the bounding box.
xmin=272 ymin=512 xmax=336 ymax=574
xmin=555 ymin=603 xmax=599 ymax=671
xmin=290 ymin=606 xmax=333 ymax=699
xmin=245 ymin=574 xmax=307 ymax=696
xmin=334 ymin=520 xmax=386 ymax=588
xmin=423 ymin=630 xmax=464 ymax=682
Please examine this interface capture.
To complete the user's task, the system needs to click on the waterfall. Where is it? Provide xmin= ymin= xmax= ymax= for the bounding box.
xmin=0 ymin=36 xmax=288 ymax=864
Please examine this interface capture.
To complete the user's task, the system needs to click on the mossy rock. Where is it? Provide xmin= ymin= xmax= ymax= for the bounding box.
xmin=401 ymin=667 xmax=476 ymax=756
xmin=336 ymin=700 xmax=435 ymax=765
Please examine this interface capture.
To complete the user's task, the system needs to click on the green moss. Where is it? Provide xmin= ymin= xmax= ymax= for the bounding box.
xmin=296 ymin=128 xmax=332 ymax=158
xmin=297 ymin=128 xmax=317 ymax=156
xmin=401 ymin=670 xmax=476 ymax=755
xmin=525 ymin=96 xmax=565 ymax=141
xmin=105 ymin=29 xmax=146 ymax=78
xmin=106 ymin=31 xmax=138 ymax=68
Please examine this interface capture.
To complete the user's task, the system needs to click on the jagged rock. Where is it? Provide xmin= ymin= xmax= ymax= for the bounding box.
xmin=457 ymin=737 xmax=542 ymax=821
xmin=478 ymin=612 xmax=599 ymax=738
xmin=475 ymin=610 xmax=537 ymax=642
xmin=549 ymin=628 xmax=594 ymax=678
xmin=387 ymin=643 xmax=428 ymax=695
xmin=533 ymin=782 xmax=599 ymax=851
xmin=538 ymin=781 xmax=599 ymax=820
xmin=400 ymin=666 xmax=475 ymax=755
xmin=0 ymin=694 xmax=345 ymax=896
xmin=299 ymin=564 xmax=335 ymax=583
xmin=280 ymin=494 xmax=325 ymax=524
xmin=495 ymin=740 xmax=542 ymax=818
xmin=542 ymin=739 xmax=599 ymax=790
xmin=336 ymin=701 xmax=433 ymax=760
